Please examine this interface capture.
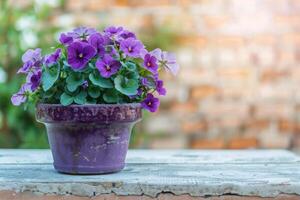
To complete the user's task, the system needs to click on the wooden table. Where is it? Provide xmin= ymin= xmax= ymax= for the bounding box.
xmin=0 ymin=149 xmax=300 ymax=199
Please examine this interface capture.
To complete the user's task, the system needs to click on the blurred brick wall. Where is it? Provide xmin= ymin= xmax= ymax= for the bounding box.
xmin=26 ymin=0 xmax=300 ymax=149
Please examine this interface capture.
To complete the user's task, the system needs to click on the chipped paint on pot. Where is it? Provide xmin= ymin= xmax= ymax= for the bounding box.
xmin=36 ymin=103 xmax=142 ymax=175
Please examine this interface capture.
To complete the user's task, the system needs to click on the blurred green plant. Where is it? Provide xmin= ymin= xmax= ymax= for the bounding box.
xmin=130 ymin=25 xmax=178 ymax=148
xmin=140 ymin=26 xmax=177 ymax=52
xmin=0 ymin=0 xmax=177 ymax=148
xmin=0 ymin=0 xmax=61 ymax=148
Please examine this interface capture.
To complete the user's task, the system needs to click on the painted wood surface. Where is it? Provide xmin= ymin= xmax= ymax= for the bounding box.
xmin=0 ymin=149 xmax=299 ymax=198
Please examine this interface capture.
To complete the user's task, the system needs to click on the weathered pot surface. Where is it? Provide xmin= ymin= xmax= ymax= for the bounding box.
xmin=36 ymin=103 xmax=142 ymax=174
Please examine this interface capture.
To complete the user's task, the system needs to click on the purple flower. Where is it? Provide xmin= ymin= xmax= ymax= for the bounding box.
xmin=141 ymin=77 xmax=150 ymax=86
xmin=18 ymin=48 xmax=42 ymax=74
xmin=95 ymin=54 xmax=121 ymax=78
xmin=82 ymin=80 xmax=88 ymax=89
xmin=156 ymin=79 xmax=166 ymax=96
xmin=11 ymin=83 xmax=31 ymax=106
xmin=69 ymin=26 xmax=97 ymax=39
xmin=151 ymin=48 xmax=179 ymax=76
xmin=118 ymin=30 xmax=136 ymax=40
xmin=104 ymin=26 xmax=123 ymax=37
xmin=141 ymin=93 xmax=160 ymax=112
xmin=120 ymin=38 xmax=144 ymax=58
xmin=22 ymin=48 xmax=42 ymax=63
xmin=67 ymin=42 xmax=96 ymax=70
xmin=44 ymin=48 xmax=61 ymax=66
xmin=143 ymin=53 xmax=158 ymax=74
xmin=59 ymin=33 xmax=73 ymax=45
xmin=129 ymin=88 xmax=143 ymax=99
xmin=88 ymin=33 xmax=106 ymax=56
xmin=26 ymin=69 xmax=42 ymax=91
xmin=18 ymin=61 xmax=34 ymax=74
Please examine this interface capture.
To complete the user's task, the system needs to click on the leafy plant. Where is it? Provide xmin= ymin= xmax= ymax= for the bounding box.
xmin=12 ymin=26 xmax=179 ymax=113
xmin=0 ymin=0 xmax=61 ymax=148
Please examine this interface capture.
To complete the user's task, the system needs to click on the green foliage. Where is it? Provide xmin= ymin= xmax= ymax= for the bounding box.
xmin=73 ymin=90 xmax=87 ymax=104
xmin=114 ymin=75 xmax=139 ymax=96
xmin=121 ymin=61 xmax=137 ymax=72
xmin=60 ymin=92 xmax=73 ymax=106
xmin=0 ymin=0 xmax=62 ymax=148
xmin=42 ymin=64 xmax=60 ymax=91
xmin=66 ymin=72 xmax=84 ymax=92
xmin=140 ymin=26 xmax=178 ymax=51
xmin=88 ymin=85 xmax=101 ymax=98
xmin=103 ymin=89 xmax=119 ymax=103
xmin=89 ymin=73 xmax=114 ymax=88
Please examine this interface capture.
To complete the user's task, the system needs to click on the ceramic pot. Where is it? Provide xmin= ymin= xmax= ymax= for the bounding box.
xmin=36 ymin=103 xmax=142 ymax=174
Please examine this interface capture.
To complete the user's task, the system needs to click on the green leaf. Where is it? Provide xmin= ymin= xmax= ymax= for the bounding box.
xmin=42 ymin=64 xmax=60 ymax=91
xmin=88 ymin=85 xmax=101 ymax=98
xmin=74 ymin=91 xmax=87 ymax=104
xmin=66 ymin=72 xmax=84 ymax=92
xmin=125 ymin=70 xmax=139 ymax=80
xmin=60 ymin=93 xmax=73 ymax=106
xmin=87 ymin=99 xmax=97 ymax=104
xmin=62 ymin=61 xmax=71 ymax=70
xmin=114 ymin=75 xmax=138 ymax=96
xmin=43 ymin=89 xmax=55 ymax=98
xmin=88 ymin=63 xmax=96 ymax=69
xmin=122 ymin=61 xmax=136 ymax=71
xmin=89 ymin=73 xmax=113 ymax=88
xmin=103 ymin=89 xmax=119 ymax=103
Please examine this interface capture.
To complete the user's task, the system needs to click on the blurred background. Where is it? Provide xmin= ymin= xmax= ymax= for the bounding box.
xmin=1 ymin=0 xmax=300 ymax=150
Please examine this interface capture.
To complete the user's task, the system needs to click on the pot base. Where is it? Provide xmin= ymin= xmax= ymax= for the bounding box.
xmin=54 ymin=163 xmax=125 ymax=175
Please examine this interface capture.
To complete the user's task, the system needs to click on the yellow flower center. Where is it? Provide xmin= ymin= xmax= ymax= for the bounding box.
xmin=106 ymin=65 xmax=111 ymax=71
xmin=128 ymin=47 xmax=132 ymax=52
xmin=78 ymin=53 xmax=83 ymax=58
xmin=147 ymin=62 xmax=151 ymax=67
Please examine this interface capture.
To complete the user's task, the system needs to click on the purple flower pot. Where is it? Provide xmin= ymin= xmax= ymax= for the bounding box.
xmin=36 ymin=103 xmax=142 ymax=174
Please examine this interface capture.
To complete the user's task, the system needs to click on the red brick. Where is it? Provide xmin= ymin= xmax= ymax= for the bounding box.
xmin=86 ymin=0 xmax=112 ymax=11
xmin=254 ymin=103 xmax=294 ymax=120
xmin=259 ymin=130 xmax=292 ymax=148
xmin=126 ymin=0 xmax=173 ymax=7
xmin=176 ymin=35 xmax=207 ymax=48
xmin=190 ymin=85 xmax=220 ymax=99
xmin=252 ymin=35 xmax=276 ymax=45
xmin=149 ymin=136 xmax=186 ymax=149
xmin=214 ymin=36 xmax=245 ymax=47
xmin=203 ymin=15 xmax=229 ymax=29
xmin=260 ymin=69 xmax=290 ymax=82
xmin=274 ymin=15 xmax=300 ymax=26
xmin=171 ymin=102 xmax=198 ymax=113
xmin=216 ymin=67 xmax=253 ymax=81
xmin=190 ymin=139 xmax=225 ymax=149
xmin=282 ymin=33 xmax=300 ymax=45
xmin=182 ymin=120 xmax=207 ymax=133
xmin=200 ymin=101 xmax=249 ymax=120
xmin=279 ymin=119 xmax=296 ymax=133
xmin=178 ymin=68 xmax=215 ymax=86
xmin=228 ymin=137 xmax=258 ymax=149
xmin=214 ymin=117 xmax=244 ymax=129
xmin=114 ymin=0 xmax=129 ymax=7
xmin=245 ymin=119 xmax=270 ymax=131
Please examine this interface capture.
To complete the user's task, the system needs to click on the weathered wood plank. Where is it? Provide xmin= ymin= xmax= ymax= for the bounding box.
xmin=0 ymin=150 xmax=299 ymax=198
xmin=0 ymin=149 xmax=299 ymax=164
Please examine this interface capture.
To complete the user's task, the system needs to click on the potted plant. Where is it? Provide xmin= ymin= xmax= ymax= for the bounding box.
xmin=11 ymin=26 xmax=179 ymax=174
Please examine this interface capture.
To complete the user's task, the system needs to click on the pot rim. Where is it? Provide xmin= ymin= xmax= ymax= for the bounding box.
xmin=36 ymin=102 xmax=142 ymax=123
xmin=37 ymin=102 xmax=141 ymax=108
